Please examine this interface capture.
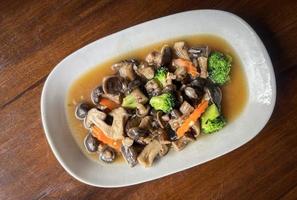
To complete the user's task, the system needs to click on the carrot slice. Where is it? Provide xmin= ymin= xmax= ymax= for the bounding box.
xmin=176 ymin=100 xmax=209 ymax=138
xmin=91 ymin=126 xmax=122 ymax=150
xmin=99 ymin=98 xmax=119 ymax=110
xmin=174 ymin=58 xmax=199 ymax=77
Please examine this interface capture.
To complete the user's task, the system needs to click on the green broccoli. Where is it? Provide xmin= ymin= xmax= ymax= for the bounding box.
xmin=154 ymin=67 xmax=168 ymax=87
xmin=201 ymin=104 xmax=226 ymax=134
xmin=122 ymin=94 xmax=137 ymax=109
xmin=149 ymin=92 xmax=175 ymax=113
xmin=208 ymin=51 xmax=232 ymax=85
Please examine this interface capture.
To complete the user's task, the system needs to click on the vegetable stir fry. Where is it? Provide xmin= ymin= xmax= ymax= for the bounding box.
xmin=75 ymin=41 xmax=232 ymax=167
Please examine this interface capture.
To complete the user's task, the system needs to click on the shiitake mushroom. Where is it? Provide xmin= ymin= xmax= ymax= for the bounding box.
xmin=84 ymin=133 xmax=99 ymax=153
xmin=75 ymin=102 xmax=91 ymax=120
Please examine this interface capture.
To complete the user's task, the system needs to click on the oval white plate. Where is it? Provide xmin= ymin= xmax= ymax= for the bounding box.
xmin=41 ymin=10 xmax=276 ymax=187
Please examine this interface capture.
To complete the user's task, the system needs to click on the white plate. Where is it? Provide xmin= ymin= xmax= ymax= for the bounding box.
xmin=41 ymin=10 xmax=276 ymax=187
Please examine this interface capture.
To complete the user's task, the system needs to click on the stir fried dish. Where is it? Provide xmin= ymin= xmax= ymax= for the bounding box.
xmin=74 ymin=41 xmax=233 ymax=168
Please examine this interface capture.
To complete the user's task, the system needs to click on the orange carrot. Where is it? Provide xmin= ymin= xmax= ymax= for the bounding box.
xmin=176 ymin=100 xmax=209 ymax=138
xmin=174 ymin=58 xmax=199 ymax=77
xmin=91 ymin=126 xmax=122 ymax=150
xmin=99 ymin=98 xmax=119 ymax=110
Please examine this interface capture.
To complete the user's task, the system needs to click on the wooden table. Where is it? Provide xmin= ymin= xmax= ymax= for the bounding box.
xmin=1 ymin=1 xmax=297 ymax=199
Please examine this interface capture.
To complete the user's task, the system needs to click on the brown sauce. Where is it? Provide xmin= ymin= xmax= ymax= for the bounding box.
xmin=66 ymin=34 xmax=248 ymax=163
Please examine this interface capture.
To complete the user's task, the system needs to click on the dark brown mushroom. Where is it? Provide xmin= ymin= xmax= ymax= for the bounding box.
xmin=99 ymin=147 xmax=116 ymax=163
xmin=125 ymin=115 xmax=141 ymax=133
xmin=157 ymin=129 xmax=171 ymax=144
xmin=120 ymin=145 xmax=138 ymax=167
xmin=84 ymin=132 xmax=99 ymax=152
xmin=126 ymin=79 xmax=142 ymax=94
xmin=75 ymin=102 xmax=91 ymax=120
xmin=184 ymin=86 xmax=198 ymax=99
xmin=188 ymin=46 xmax=209 ymax=58
xmin=139 ymin=116 xmax=153 ymax=130
xmin=91 ymin=86 xmax=104 ymax=105
xmin=102 ymin=75 xmax=127 ymax=95
xmin=160 ymin=45 xmax=172 ymax=66
xmin=204 ymin=85 xmax=222 ymax=110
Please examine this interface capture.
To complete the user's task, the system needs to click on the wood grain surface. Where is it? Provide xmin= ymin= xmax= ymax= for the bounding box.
xmin=1 ymin=0 xmax=297 ymax=199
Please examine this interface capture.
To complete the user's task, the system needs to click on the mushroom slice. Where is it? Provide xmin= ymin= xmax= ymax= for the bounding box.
xmin=145 ymin=45 xmax=172 ymax=67
xmin=198 ymin=56 xmax=208 ymax=78
xmin=137 ymin=140 xmax=162 ymax=167
xmin=121 ymin=145 xmax=138 ymax=167
xmin=145 ymin=79 xmax=162 ymax=96
xmin=173 ymin=41 xmax=190 ymax=60
xmin=135 ymin=62 xmax=155 ymax=80
xmin=188 ymin=46 xmax=209 ymax=58
xmin=172 ymin=135 xmax=193 ymax=151
xmin=157 ymin=129 xmax=171 ymax=144
xmin=145 ymin=51 xmax=162 ymax=67
xmin=112 ymin=60 xmax=136 ymax=81
xmin=84 ymin=108 xmax=107 ymax=129
xmin=85 ymin=107 xmax=127 ymax=140
xmin=159 ymin=144 xmax=169 ymax=157
xmin=174 ymin=66 xmax=187 ymax=81
xmin=179 ymin=101 xmax=194 ymax=116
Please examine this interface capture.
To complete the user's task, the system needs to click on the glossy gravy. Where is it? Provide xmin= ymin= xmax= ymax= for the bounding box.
xmin=66 ymin=35 xmax=248 ymax=162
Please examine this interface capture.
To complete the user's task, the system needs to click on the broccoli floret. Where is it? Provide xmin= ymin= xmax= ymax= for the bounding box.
xmin=149 ymin=92 xmax=175 ymax=113
xmin=154 ymin=67 xmax=168 ymax=87
xmin=208 ymin=51 xmax=232 ymax=85
xmin=122 ymin=94 xmax=137 ymax=109
xmin=201 ymin=104 xmax=226 ymax=134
